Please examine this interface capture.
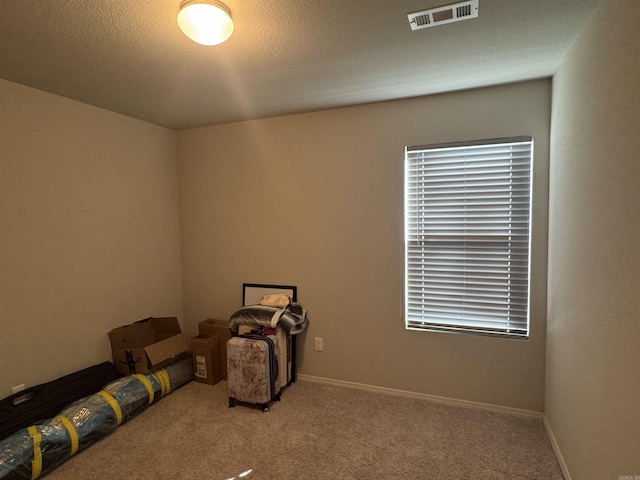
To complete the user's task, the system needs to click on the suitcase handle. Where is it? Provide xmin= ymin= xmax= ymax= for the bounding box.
xmin=7 ymin=387 xmax=40 ymax=407
xmin=0 ymin=388 xmax=41 ymax=436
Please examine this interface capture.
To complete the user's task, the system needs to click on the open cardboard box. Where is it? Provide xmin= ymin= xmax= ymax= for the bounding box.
xmin=108 ymin=317 xmax=189 ymax=376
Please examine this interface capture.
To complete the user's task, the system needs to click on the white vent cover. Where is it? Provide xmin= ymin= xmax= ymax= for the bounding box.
xmin=408 ymin=0 xmax=479 ymax=30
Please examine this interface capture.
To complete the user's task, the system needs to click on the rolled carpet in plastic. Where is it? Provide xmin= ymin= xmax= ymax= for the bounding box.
xmin=0 ymin=355 xmax=193 ymax=480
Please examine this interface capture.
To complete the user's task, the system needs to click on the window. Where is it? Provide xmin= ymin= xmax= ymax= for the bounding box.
xmin=404 ymin=136 xmax=533 ymax=338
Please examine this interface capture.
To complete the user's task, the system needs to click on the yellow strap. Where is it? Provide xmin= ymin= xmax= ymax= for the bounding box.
xmin=98 ymin=391 xmax=123 ymax=426
xmin=152 ymin=369 xmax=170 ymax=397
xmin=159 ymin=369 xmax=171 ymax=394
xmin=133 ymin=374 xmax=155 ymax=404
xmin=27 ymin=426 xmax=42 ymax=480
xmin=55 ymin=415 xmax=79 ymax=456
xmin=160 ymin=369 xmax=171 ymax=393
xmin=151 ymin=372 xmax=165 ymax=397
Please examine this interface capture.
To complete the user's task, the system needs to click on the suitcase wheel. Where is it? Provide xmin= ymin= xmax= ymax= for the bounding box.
xmin=261 ymin=404 xmax=270 ymax=413
xmin=228 ymin=397 xmax=236 ymax=408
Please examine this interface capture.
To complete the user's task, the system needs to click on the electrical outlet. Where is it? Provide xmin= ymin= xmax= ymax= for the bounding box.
xmin=314 ymin=337 xmax=323 ymax=352
xmin=12 ymin=384 xmax=25 ymax=394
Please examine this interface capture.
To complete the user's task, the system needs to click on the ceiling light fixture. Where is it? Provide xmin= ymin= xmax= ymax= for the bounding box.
xmin=177 ymin=0 xmax=234 ymax=46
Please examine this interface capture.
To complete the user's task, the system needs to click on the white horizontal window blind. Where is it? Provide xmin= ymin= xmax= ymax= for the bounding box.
xmin=404 ymin=136 xmax=533 ymax=338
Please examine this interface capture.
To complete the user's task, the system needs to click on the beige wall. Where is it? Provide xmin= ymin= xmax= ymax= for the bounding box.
xmin=547 ymin=0 xmax=640 ymax=478
xmin=0 ymin=79 xmax=183 ymax=398
xmin=178 ymin=79 xmax=550 ymax=411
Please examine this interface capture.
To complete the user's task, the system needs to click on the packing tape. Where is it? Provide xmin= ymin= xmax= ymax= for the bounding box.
xmin=133 ymin=374 xmax=155 ymax=404
xmin=27 ymin=426 xmax=42 ymax=480
xmin=98 ymin=391 xmax=123 ymax=426
xmin=55 ymin=415 xmax=79 ymax=456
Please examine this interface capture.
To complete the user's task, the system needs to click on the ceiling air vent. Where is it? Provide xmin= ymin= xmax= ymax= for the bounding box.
xmin=408 ymin=0 xmax=479 ymax=31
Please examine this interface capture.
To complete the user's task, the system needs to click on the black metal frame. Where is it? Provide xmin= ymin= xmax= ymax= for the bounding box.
xmin=241 ymin=283 xmax=298 ymax=306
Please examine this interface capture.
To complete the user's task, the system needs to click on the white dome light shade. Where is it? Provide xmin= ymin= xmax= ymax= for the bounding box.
xmin=177 ymin=1 xmax=234 ymax=46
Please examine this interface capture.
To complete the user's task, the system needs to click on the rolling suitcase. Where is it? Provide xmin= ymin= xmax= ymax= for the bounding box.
xmin=237 ymin=325 xmax=292 ymax=389
xmin=227 ymin=334 xmax=280 ymax=412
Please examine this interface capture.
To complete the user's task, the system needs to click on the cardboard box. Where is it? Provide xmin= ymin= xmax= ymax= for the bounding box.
xmin=198 ymin=319 xmax=232 ymax=380
xmin=189 ymin=334 xmax=222 ymax=385
xmin=108 ymin=317 xmax=189 ymax=376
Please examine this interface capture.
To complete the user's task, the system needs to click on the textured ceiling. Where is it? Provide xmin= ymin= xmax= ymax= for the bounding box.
xmin=0 ymin=0 xmax=600 ymax=130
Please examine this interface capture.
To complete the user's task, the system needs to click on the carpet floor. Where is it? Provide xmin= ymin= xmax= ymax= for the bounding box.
xmin=45 ymin=379 xmax=563 ymax=479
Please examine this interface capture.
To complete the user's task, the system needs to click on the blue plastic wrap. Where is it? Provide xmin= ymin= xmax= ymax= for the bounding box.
xmin=0 ymin=355 xmax=193 ymax=479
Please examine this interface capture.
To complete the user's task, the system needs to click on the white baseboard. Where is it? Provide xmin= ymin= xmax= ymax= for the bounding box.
xmin=297 ymin=374 xmax=542 ymax=418
xmin=543 ymin=415 xmax=572 ymax=480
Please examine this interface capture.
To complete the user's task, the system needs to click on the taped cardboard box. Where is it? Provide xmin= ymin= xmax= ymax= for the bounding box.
xmin=189 ymin=334 xmax=222 ymax=385
xmin=108 ymin=317 xmax=189 ymax=376
xmin=198 ymin=319 xmax=232 ymax=380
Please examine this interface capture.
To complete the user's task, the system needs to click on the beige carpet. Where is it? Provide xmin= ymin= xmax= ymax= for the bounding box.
xmin=46 ymin=380 xmax=563 ymax=479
